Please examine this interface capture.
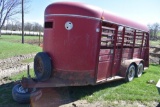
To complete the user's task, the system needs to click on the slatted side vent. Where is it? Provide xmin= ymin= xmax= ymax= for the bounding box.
xmin=135 ymin=32 xmax=143 ymax=47
xmin=100 ymin=22 xmax=148 ymax=49
xmin=116 ymin=26 xmax=124 ymax=46
xmin=134 ymin=31 xmax=147 ymax=47
xmin=101 ymin=26 xmax=115 ymax=48
xmin=122 ymin=28 xmax=135 ymax=47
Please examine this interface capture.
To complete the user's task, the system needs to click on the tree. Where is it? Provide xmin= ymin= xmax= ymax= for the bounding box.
xmin=6 ymin=22 xmax=12 ymax=30
xmin=0 ymin=0 xmax=29 ymax=37
xmin=153 ymin=23 xmax=160 ymax=38
xmin=24 ymin=22 xmax=33 ymax=35
xmin=148 ymin=23 xmax=160 ymax=39
xmin=32 ymin=22 xmax=43 ymax=32
xmin=13 ymin=21 xmax=21 ymax=31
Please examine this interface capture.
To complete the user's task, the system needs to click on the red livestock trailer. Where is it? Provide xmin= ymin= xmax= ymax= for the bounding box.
xmin=12 ymin=2 xmax=149 ymax=103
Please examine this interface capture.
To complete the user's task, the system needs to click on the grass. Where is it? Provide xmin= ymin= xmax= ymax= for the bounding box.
xmin=0 ymin=84 xmax=29 ymax=107
xmin=10 ymin=69 xmax=35 ymax=81
xmin=0 ymin=35 xmax=41 ymax=106
xmin=0 ymin=35 xmax=42 ymax=59
xmin=0 ymin=35 xmax=42 ymax=43
xmin=0 ymin=84 xmax=18 ymax=107
xmin=158 ymin=32 xmax=160 ymax=36
xmin=21 ymin=58 xmax=34 ymax=63
xmin=0 ymin=70 xmax=35 ymax=107
xmin=0 ymin=41 xmax=41 ymax=59
xmin=150 ymin=40 xmax=160 ymax=46
xmin=150 ymin=31 xmax=160 ymax=46
xmin=70 ymin=64 xmax=160 ymax=102
xmin=0 ymin=65 xmax=159 ymax=106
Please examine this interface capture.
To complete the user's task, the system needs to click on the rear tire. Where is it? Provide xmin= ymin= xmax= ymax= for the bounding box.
xmin=125 ymin=64 xmax=135 ymax=82
xmin=135 ymin=63 xmax=144 ymax=77
xmin=34 ymin=52 xmax=52 ymax=81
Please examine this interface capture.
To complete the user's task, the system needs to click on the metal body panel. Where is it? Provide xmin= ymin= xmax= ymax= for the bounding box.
xmin=44 ymin=15 xmax=101 ymax=85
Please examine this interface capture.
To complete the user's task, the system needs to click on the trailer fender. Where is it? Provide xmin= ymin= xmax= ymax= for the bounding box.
xmin=119 ymin=58 xmax=144 ymax=77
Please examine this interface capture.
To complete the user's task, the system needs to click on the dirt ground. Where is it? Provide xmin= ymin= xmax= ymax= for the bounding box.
xmin=0 ymin=53 xmax=36 ymax=79
xmin=61 ymin=100 xmax=160 ymax=107
xmin=149 ymin=46 xmax=160 ymax=64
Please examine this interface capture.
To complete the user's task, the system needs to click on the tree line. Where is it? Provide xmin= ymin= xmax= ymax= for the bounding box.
xmin=148 ymin=23 xmax=160 ymax=40
xmin=0 ymin=0 xmax=31 ymax=37
xmin=0 ymin=0 xmax=43 ymax=36
xmin=1 ymin=21 xmax=43 ymax=32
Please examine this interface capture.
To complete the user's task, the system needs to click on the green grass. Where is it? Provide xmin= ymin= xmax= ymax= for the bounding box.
xmin=150 ymin=40 xmax=160 ymax=46
xmin=0 ymin=85 xmax=29 ymax=107
xmin=0 ymin=65 xmax=159 ymax=106
xmin=0 ymin=70 xmax=34 ymax=107
xmin=21 ymin=58 xmax=34 ymax=63
xmin=157 ymin=32 xmax=160 ymax=36
xmin=0 ymin=84 xmax=18 ymax=106
xmin=0 ymin=35 xmax=42 ymax=59
xmin=150 ymin=31 xmax=160 ymax=46
xmin=70 ymin=64 xmax=160 ymax=102
xmin=10 ymin=69 xmax=35 ymax=81
xmin=0 ymin=41 xmax=41 ymax=59
xmin=0 ymin=35 xmax=42 ymax=43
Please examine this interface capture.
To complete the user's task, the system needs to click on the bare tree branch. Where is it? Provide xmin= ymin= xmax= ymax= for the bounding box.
xmin=0 ymin=0 xmax=30 ymax=36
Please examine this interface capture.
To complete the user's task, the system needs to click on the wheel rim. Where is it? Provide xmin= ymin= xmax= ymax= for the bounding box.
xmin=128 ymin=66 xmax=135 ymax=81
xmin=16 ymin=85 xmax=36 ymax=94
xmin=138 ymin=64 xmax=143 ymax=77
xmin=17 ymin=86 xmax=28 ymax=94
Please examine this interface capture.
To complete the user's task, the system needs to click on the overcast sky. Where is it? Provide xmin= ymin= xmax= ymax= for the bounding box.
xmin=22 ymin=0 xmax=160 ymax=25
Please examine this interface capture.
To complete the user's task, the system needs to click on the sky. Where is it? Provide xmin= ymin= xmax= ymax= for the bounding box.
xmin=23 ymin=0 xmax=160 ymax=26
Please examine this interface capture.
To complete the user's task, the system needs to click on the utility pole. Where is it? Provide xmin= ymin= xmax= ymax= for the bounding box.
xmin=22 ymin=0 xmax=24 ymax=44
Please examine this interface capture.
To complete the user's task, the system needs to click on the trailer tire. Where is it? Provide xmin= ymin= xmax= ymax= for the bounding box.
xmin=125 ymin=64 xmax=135 ymax=82
xmin=135 ymin=63 xmax=144 ymax=77
xmin=34 ymin=52 xmax=52 ymax=81
xmin=12 ymin=84 xmax=38 ymax=103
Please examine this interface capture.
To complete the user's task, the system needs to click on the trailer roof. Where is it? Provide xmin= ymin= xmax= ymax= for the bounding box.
xmin=45 ymin=2 xmax=148 ymax=32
